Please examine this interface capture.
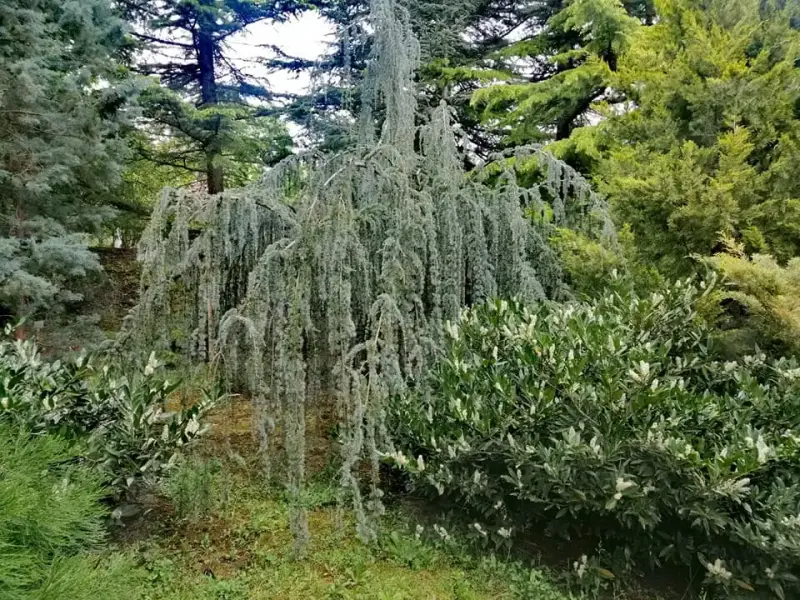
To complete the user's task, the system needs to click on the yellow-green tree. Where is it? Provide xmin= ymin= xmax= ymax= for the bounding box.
xmin=558 ymin=0 xmax=800 ymax=274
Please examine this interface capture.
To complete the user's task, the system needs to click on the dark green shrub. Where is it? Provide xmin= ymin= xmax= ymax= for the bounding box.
xmin=0 ymin=425 xmax=141 ymax=600
xmin=0 ymin=331 xmax=217 ymax=496
xmin=391 ymin=281 xmax=800 ymax=598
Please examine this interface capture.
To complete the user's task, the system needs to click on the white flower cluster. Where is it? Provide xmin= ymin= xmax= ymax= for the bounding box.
xmin=589 ymin=436 xmax=603 ymax=458
xmin=144 ymin=351 xmax=159 ymax=376
xmin=781 ymin=514 xmax=800 ymax=528
xmin=704 ymin=558 xmax=732 ymax=581
xmin=385 ymin=450 xmax=409 ymax=468
xmin=433 ymin=524 xmax=451 ymax=542
xmin=714 ymin=477 xmax=751 ymax=499
xmin=646 ymin=428 xmax=701 ymax=461
xmin=613 ymin=477 xmax=636 ymax=501
xmin=573 ymin=555 xmax=588 ymax=579
xmin=744 ymin=435 xmax=774 ymax=464
xmin=778 ymin=366 xmax=800 ymax=381
xmin=472 ymin=522 xmax=487 ymax=537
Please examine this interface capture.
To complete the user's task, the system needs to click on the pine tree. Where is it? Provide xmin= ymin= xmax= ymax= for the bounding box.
xmin=470 ymin=0 xmax=644 ymax=145
xmin=120 ymin=0 xmax=314 ymax=194
xmin=0 ymin=0 xmax=135 ymax=331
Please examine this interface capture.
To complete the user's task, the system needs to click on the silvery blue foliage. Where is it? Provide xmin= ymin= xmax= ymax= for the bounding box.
xmin=121 ymin=0 xmax=613 ymax=550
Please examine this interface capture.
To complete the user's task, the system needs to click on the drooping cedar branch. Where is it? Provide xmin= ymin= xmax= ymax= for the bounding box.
xmin=120 ymin=0 xmax=614 ymax=553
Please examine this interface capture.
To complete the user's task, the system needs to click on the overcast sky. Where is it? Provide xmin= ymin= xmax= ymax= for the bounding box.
xmin=225 ymin=11 xmax=335 ymax=97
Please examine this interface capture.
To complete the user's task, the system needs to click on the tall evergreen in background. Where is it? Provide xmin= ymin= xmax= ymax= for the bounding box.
xmin=468 ymin=0 xmax=649 ymax=147
xmin=0 ymin=0 xmax=135 ymax=330
xmin=311 ymin=1 xmax=654 ymax=158
xmin=119 ymin=0 xmax=315 ymax=194
xmin=555 ymin=0 xmax=800 ymax=274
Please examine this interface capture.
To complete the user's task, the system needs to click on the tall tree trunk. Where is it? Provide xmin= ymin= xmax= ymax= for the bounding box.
xmin=197 ymin=0 xmax=224 ymax=195
xmin=555 ymin=88 xmax=605 ymax=141
xmin=644 ymin=0 xmax=656 ymax=26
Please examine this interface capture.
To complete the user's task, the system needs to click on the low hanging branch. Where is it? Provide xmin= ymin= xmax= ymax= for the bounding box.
xmin=120 ymin=0 xmax=614 ymax=552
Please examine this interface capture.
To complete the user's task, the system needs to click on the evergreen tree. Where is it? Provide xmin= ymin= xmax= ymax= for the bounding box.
xmin=122 ymin=0 xmax=614 ymax=550
xmin=120 ymin=0 xmax=313 ymax=194
xmin=559 ymin=0 xmax=800 ymax=274
xmin=469 ymin=0 xmax=645 ymax=145
xmin=0 ymin=0 xmax=135 ymax=330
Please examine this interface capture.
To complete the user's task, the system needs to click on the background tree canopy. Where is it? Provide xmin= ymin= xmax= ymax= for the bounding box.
xmin=560 ymin=0 xmax=800 ymax=274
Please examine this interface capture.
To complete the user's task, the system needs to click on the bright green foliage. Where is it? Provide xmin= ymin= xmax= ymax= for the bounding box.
xmin=471 ymin=0 xmax=641 ymax=143
xmin=0 ymin=425 xmax=142 ymax=600
xmin=550 ymin=225 xmax=663 ymax=297
xmin=704 ymin=246 xmax=800 ymax=357
xmin=0 ymin=333 xmax=216 ymax=496
xmin=562 ymin=0 xmax=800 ymax=274
xmin=391 ymin=283 xmax=800 ymax=598
xmin=0 ymin=0 xmax=136 ymax=324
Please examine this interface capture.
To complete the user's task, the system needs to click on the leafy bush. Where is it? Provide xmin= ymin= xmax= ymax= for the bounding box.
xmin=0 ymin=424 xmax=142 ymax=600
xmin=0 ymin=331 xmax=216 ymax=496
xmin=391 ymin=281 xmax=800 ymax=598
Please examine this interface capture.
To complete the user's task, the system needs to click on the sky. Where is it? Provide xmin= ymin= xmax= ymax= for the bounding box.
xmin=224 ymin=11 xmax=335 ymax=97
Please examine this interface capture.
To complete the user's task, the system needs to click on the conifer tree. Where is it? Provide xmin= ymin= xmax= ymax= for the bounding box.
xmin=470 ymin=0 xmax=644 ymax=145
xmin=0 ymin=0 xmax=135 ymax=331
xmin=122 ymin=0 xmax=615 ymax=550
xmin=558 ymin=0 xmax=800 ymax=274
xmin=120 ymin=0 xmax=314 ymax=194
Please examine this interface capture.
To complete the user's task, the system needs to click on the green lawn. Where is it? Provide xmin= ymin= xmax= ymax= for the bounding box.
xmin=124 ymin=474 xmax=572 ymax=600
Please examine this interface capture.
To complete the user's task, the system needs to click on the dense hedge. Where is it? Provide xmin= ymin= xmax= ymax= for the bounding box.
xmin=391 ymin=281 xmax=800 ymax=598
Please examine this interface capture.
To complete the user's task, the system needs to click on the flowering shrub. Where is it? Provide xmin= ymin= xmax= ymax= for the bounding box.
xmin=0 ymin=331 xmax=216 ymax=496
xmin=390 ymin=281 xmax=800 ymax=598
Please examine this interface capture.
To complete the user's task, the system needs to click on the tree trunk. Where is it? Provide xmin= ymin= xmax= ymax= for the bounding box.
xmin=555 ymin=88 xmax=605 ymax=141
xmin=197 ymin=0 xmax=224 ymax=195
xmin=555 ymin=119 xmax=572 ymax=141
xmin=644 ymin=0 xmax=656 ymax=26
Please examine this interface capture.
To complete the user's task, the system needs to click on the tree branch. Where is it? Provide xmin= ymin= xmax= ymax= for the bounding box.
xmin=131 ymin=31 xmax=195 ymax=49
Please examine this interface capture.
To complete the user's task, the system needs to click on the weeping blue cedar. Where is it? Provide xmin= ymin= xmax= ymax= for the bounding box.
xmin=121 ymin=0 xmax=614 ymax=550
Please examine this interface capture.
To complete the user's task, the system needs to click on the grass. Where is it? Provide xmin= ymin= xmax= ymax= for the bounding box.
xmin=115 ymin=401 xmax=666 ymax=600
xmin=121 ymin=465 xmax=574 ymax=600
